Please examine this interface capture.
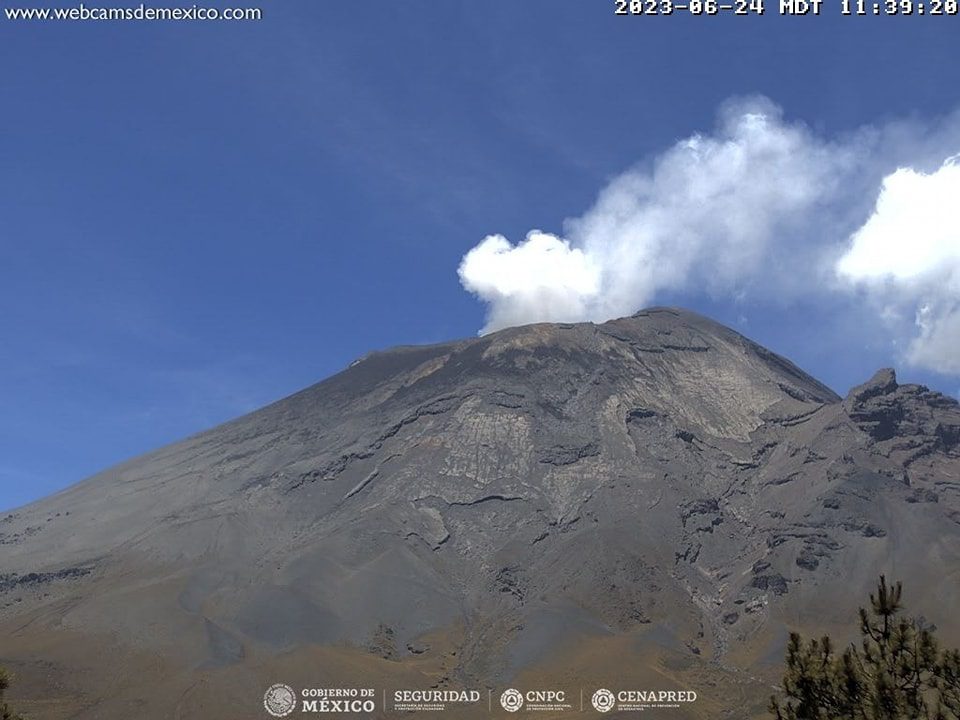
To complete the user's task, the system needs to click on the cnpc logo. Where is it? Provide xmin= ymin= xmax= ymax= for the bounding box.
xmin=500 ymin=688 xmax=567 ymax=712
xmin=500 ymin=689 xmax=524 ymax=712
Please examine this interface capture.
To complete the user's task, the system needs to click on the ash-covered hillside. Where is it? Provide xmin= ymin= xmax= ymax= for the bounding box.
xmin=2 ymin=307 xmax=959 ymax=719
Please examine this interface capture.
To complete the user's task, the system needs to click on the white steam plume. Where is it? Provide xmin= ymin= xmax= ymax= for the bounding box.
xmin=458 ymin=97 xmax=960 ymax=376
xmin=458 ymin=232 xmax=600 ymax=332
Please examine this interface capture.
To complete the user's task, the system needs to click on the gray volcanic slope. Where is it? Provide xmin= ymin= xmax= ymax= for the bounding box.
xmin=2 ymin=307 xmax=960 ymax=719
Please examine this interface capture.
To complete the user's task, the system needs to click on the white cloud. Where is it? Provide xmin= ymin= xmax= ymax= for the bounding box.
xmin=836 ymin=157 xmax=960 ymax=374
xmin=837 ymin=157 xmax=960 ymax=282
xmin=908 ymin=304 xmax=960 ymax=375
xmin=458 ymin=97 xmax=960 ymax=376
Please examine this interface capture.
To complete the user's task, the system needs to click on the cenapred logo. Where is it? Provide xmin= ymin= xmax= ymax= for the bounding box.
xmin=264 ymin=683 xmax=297 ymax=717
xmin=591 ymin=687 xmax=697 ymax=713
xmin=500 ymin=688 xmax=524 ymax=712
xmin=591 ymin=688 xmax=616 ymax=713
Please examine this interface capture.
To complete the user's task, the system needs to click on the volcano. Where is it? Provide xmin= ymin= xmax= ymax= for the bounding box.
xmin=2 ymin=307 xmax=959 ymax=719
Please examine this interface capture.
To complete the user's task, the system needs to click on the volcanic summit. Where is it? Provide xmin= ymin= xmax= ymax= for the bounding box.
xmin=2 ymin=308 xmax=959 ymax=719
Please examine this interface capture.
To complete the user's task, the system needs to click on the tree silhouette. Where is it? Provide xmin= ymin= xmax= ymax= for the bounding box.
xmin=0 ymin=666 xmax=23 ymax=720
xmin=770 ymin=576 xmax=960 ymax=720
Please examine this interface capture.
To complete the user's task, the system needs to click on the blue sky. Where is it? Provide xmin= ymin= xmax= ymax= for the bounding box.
xmin=2 ymin=2 xmax=959 ymax=511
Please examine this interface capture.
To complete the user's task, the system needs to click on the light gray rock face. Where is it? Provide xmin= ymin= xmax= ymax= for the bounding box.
xmin=2 ymin=307 xmax=959 ymax=717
